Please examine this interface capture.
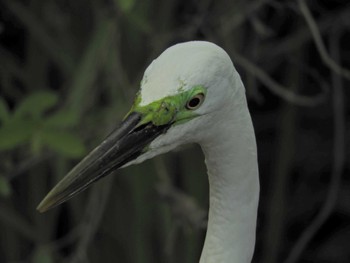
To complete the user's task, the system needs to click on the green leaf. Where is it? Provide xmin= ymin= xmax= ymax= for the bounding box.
xmin=44 ymin=110 xmax=79 ymax=128
xmin=0 ymin=175 xmax=12 ymax=197
xmin=41 ymin=129 xmax=86 ymax=158
xmin=115 ymin=0 xmax=135 ymax=13
xmin=31 ymin=246 xmax=53 ymax=263
xmin=127 ymin=12 xmax=152 ymax=33
xmin=0 ymin=97 xmax=9 ymax=123
xmin=30 ymin=132 xmax=43 ymax=156
xmin=0 ymin=119 xmax=36 ymax=150
xmin=15 ymin=91 xmax=59 ymax=118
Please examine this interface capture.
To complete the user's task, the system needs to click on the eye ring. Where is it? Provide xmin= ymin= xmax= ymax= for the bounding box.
xmin=186 ymin=93 xmax=205 ymax=110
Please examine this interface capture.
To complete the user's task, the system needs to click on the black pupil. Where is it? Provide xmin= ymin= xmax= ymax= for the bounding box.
xmin=188 ymin=97 xmax=200 ymax=108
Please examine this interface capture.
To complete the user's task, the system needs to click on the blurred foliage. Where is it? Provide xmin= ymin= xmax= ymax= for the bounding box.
xmin=31 ymin=246 xmax=54 ymax=263
xmin=0 ymin=0 xmax=349 ymax=263
xmin=116 ymin=0 xmax=136 ymax=13
xmin=0 ymin=175 xmax=12 ymax=197
xmin=0 ymin=91 xmax=85 ymax=157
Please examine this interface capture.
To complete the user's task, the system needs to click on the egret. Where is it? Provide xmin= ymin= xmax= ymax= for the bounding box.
xmin=37 ymin=41 xmax=259 ymax=263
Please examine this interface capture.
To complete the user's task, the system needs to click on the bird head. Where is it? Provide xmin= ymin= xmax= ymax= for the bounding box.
xmin=37 ymin=41 xmax=243 ymax=212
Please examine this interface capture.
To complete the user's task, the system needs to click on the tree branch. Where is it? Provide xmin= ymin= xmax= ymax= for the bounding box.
xmin=297 ymin=0 xmax=350 ymax=80
xmin=284 ymin=28 xmax=345 ymax=263
xmin=69 ymin=176 xmax=114 ymax=263
xmin=232 ymin=51 xmax=327 ymax=106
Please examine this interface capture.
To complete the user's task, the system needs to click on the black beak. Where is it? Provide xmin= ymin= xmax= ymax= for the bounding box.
xmin=37 ymin=112 xmax=171 ymax=212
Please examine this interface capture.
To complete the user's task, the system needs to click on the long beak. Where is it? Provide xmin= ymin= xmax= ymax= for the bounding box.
xmin=37 ymin=112 xmax=171 ymax=213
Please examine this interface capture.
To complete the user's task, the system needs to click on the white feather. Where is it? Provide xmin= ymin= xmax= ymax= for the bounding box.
xmin=129 ymin=41 xmax=259 ymax=263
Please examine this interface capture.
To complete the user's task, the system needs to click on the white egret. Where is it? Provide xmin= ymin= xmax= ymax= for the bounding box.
xmin=37 ymin=41 xmax=259 ymax=263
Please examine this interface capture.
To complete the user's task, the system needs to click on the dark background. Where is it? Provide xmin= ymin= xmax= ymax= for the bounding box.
xmin=0 ymin=0 xmax=349 ymax=262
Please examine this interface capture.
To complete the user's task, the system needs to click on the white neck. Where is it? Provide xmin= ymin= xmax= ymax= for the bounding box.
xmin=199 ymin=89 xmax=259 ymax=263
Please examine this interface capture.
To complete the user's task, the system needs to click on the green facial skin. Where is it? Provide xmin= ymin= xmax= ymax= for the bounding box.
xmin=127 ymin=85 xmax=207 ymax=127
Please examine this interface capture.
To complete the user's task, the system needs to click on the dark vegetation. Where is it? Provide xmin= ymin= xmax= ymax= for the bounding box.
xmin=0 ymin=0 xmax=349 ymax=262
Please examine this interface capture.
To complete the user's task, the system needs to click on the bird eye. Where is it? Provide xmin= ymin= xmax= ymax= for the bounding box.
xmin=186 ymin=93 xmax=205 ymax=110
